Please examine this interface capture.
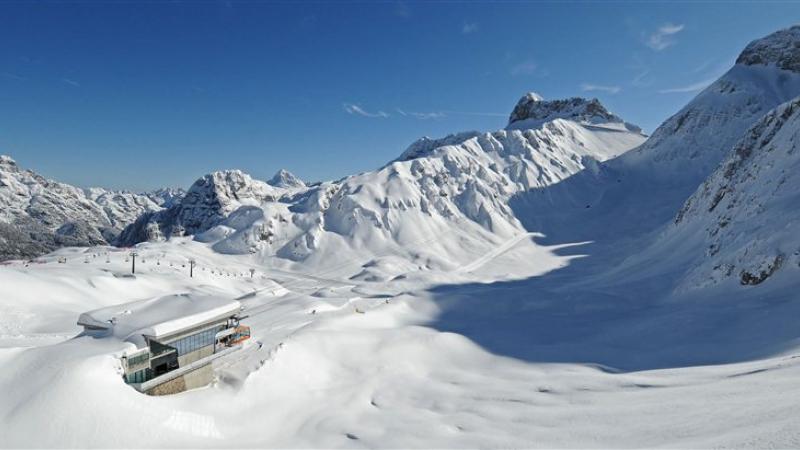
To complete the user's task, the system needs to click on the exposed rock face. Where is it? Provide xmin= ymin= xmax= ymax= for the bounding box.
xmin=116 ymin=170 xmax=279 ymax=245
xmin=268 ymin=169 xmax=306 ymax=189
xmin=397 ymin=132 xmax=482 ymax=162
xmin=507 ymin=93 xmax=638 ymax=132
xmin=670 ymin=97 xmax=800 ymax=289
xmin=146 ymin=188 xmax=186 ymax=208
xmin=0 ymin=155 xmax=170 ymax=260
xmin=623 ymin=25 xmax=800 ymax=185
xmin=736 ymin=25 xmax=800 ymax=72
xmin=84 ymin=188 xmax=163 ymax=230
xmin=117 ymin=96 xmax=645 ymax=265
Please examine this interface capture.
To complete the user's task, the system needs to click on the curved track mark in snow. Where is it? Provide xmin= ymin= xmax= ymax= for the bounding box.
xmin=455 ymin=232 xmax=542 ymax=274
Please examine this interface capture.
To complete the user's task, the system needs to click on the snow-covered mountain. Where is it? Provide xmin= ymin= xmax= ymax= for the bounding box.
xmin=623 ymin=25 xmax=800 ymax=185
xmin=82 ymin=188 xmax=161 ymax=230
xmin=546 ymin=25 xmax=800 ymax=297
xmin=116 ymin=170 xmax=281 ymax=245
xmin=7 ymin=23 xmax=800 ymax=450
xmin=510 ymin=25 xmax=800 ymax=247
xmin=661 ymin=97 xmax=800 ymax=290
xmin=268 ymin=169 xmax=306 ymax=189
xmin=507 ymin=93 xmax=642 ymax=134
xmin=117 ymin=95 xmax=646 ymax=271
xmin=145 ymin=187 xmax=187 ymax=208
xmin=0 ymin=156 xmax=179 ymax=260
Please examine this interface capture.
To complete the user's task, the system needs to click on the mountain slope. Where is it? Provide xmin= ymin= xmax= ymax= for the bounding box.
xmin=611 ymin=26 xmax=800 ymax=290
xmin=623 ymin=25 xmax=800 ymax=184
xmin=0 ymin=156 xmax=177 ymax=260
xmin=268 ymin=169 xmax=306 ymax=189
xmin=509 ymin=25 xmax=800 ymax=246
xmin=117 ymin=96 xmax=645 ymax=275
xmin=663 ymin=96 xmax=800 ymax=290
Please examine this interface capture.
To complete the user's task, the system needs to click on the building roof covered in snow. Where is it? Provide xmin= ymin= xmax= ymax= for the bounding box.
xmin=78 ymin=293 xmax=241 ymax=346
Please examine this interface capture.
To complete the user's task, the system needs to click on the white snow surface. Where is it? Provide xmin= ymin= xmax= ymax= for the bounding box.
xmin=2 ymin=230 xmax=800 ymax=448
xmin=78 ymin=293 xmax=240 ymax=344
xmin=0 ymin=156 xmax=179 ymax=256
xmin=119 ymin=100 xmax=645 ymax=276
xmin=660 ymin=96 xmax=800 ymax=291
xmin=4 ymin=25 xmax=800 ymax=449
xmin=267 ymin=169 xmax=306 ymax=189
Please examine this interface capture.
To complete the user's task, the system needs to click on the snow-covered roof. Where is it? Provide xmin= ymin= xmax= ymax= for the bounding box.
xmin=78 ymin=293 xmax=241 ymax=346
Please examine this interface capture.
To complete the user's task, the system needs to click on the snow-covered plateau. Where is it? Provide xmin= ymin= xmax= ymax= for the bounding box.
xmin=2 ymin=25 xmax=800 ymax=448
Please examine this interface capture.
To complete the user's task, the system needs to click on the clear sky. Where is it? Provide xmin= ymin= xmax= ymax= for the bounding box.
xmin=1 ymin=1 xmax=798 ymax=191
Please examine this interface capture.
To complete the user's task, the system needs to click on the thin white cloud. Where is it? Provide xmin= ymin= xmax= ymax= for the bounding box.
xmin=580 ymin=83 xmax=621 ymax=94
xmin=343 ymin=103 xmax=389 ymax=118
xmin=1 ymin=72 xmax=25 ymax=81
xmin=62 ymin=77 xmax=80 ymax=87
xmin=658 ymin=77 xmax=715 ymax=94
xmin=691 ymin=58 xmax=715 ymax=74
xmin=462 ymin=22 xmax=478 ymax=34
xmin=441 ymin=110 xmax=507 ymax=117
xmin=646 ymin=23 xmax=684 ymax=51
xmin=346 ymin=103 xmax=503 ymax=120
xmin=632 ymin=69 xmax=653 ymax=87
xmin=627 ymin=53 xmax=654 ymax=88
xmin=396 ymin=108 xmax=445 ymax=120
xmin=510 ymin=60 xmax=540 ymax=76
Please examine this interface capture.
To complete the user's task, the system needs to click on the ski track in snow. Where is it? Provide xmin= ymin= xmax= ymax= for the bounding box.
xmin=0 ymin=230 xmax=798 ymax=448
xmin=455 ymin=232 xmax=542 ymax=274
xmin=5 ymin=27 xmax=800 ymax=447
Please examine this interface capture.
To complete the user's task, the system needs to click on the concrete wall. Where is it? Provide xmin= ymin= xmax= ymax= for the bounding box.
xmin=147 ymin=375 xmax=187 ymax=396
xmin=146 ymin=363 xmax=214 ymax=396
xmin=182 ymin=364 xmax=214 ymax=391
xmin=178 ymin=345 xmax=214 ymax=367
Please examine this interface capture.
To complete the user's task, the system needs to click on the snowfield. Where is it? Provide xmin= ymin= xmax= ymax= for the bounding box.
xmin=1 ymin=235 xmax=800 ymax=448
xmin=4 ymin=25 xmax=800 ymax=449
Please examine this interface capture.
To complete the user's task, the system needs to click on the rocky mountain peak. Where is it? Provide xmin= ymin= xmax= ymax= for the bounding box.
xmin=507 ymin=94 xmax=624 ymax=128
xmin=667 ymin=96 xmax=800 ymax=289
xmin=115 ymin=169 xmax=278 ymax=245
xmin=268 ymin=169 xmax=306 ymax=188
xmin=736 ymin=25 xmax=800 ymax=72
xmin=397 ymin=131 xmax=482 ymax=162
xmin=146 ymin=187 xmax=186 ymax=208
xmin=0 ymin=155 xmax=18 ymax=170
xmin=189 ymin=169 xmax=276 ymax=201
xmin=0 ymin=155 xmax=169 ymax=260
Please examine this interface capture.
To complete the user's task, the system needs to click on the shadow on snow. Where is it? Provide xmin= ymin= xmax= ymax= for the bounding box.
xmin=421 ymin=161 xmax=800 ymax=372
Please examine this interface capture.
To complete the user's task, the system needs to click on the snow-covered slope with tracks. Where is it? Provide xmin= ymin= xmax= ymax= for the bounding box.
xmin=5 ymin=23 xmax=800 ymax=450
xmin=117 ymin=95 xmax=645 ymax=276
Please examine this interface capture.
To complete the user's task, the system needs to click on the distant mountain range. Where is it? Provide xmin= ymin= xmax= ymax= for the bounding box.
xmin=115 ymin=94 xmax=645 ymax=273
xmin=0 ymin=155 xmax=186 ymax=260
xmin=4 ymin=24 xmax=800 ymax=293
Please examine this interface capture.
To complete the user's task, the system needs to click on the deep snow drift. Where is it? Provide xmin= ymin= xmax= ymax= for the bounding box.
xmin=3 ymin=25 xmax=800 ymax=449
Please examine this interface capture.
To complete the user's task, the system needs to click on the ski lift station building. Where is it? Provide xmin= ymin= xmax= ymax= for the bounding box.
xmin=78 ymin=293 xmax=251 ymax=395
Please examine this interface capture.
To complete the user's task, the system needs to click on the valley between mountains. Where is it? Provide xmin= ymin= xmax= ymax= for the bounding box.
xmin=2 ymin=25 xmax=800 ymax=449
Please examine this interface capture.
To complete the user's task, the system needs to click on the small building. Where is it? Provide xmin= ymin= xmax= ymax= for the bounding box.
xmin=78 ymin=293 xmax=251 ymax=395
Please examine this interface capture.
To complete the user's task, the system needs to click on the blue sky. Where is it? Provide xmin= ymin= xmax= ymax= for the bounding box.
xmin=1 ymin=1 xmax=798 ymax=191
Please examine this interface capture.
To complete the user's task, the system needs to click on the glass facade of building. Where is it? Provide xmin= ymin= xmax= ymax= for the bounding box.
xmin=169 ymin=326 xmax=223 ymax=356
xmin=127 ymin=352 xmax=149 ymax=367
xmin=125 ymin=368 xmax=152 ymax=384
xmin=123 ymin=323 xmax=232 ymax=387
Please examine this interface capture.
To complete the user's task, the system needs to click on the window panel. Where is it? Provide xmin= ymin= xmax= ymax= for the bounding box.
xmin=168 ymin=327 xmax=222 ymax=356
